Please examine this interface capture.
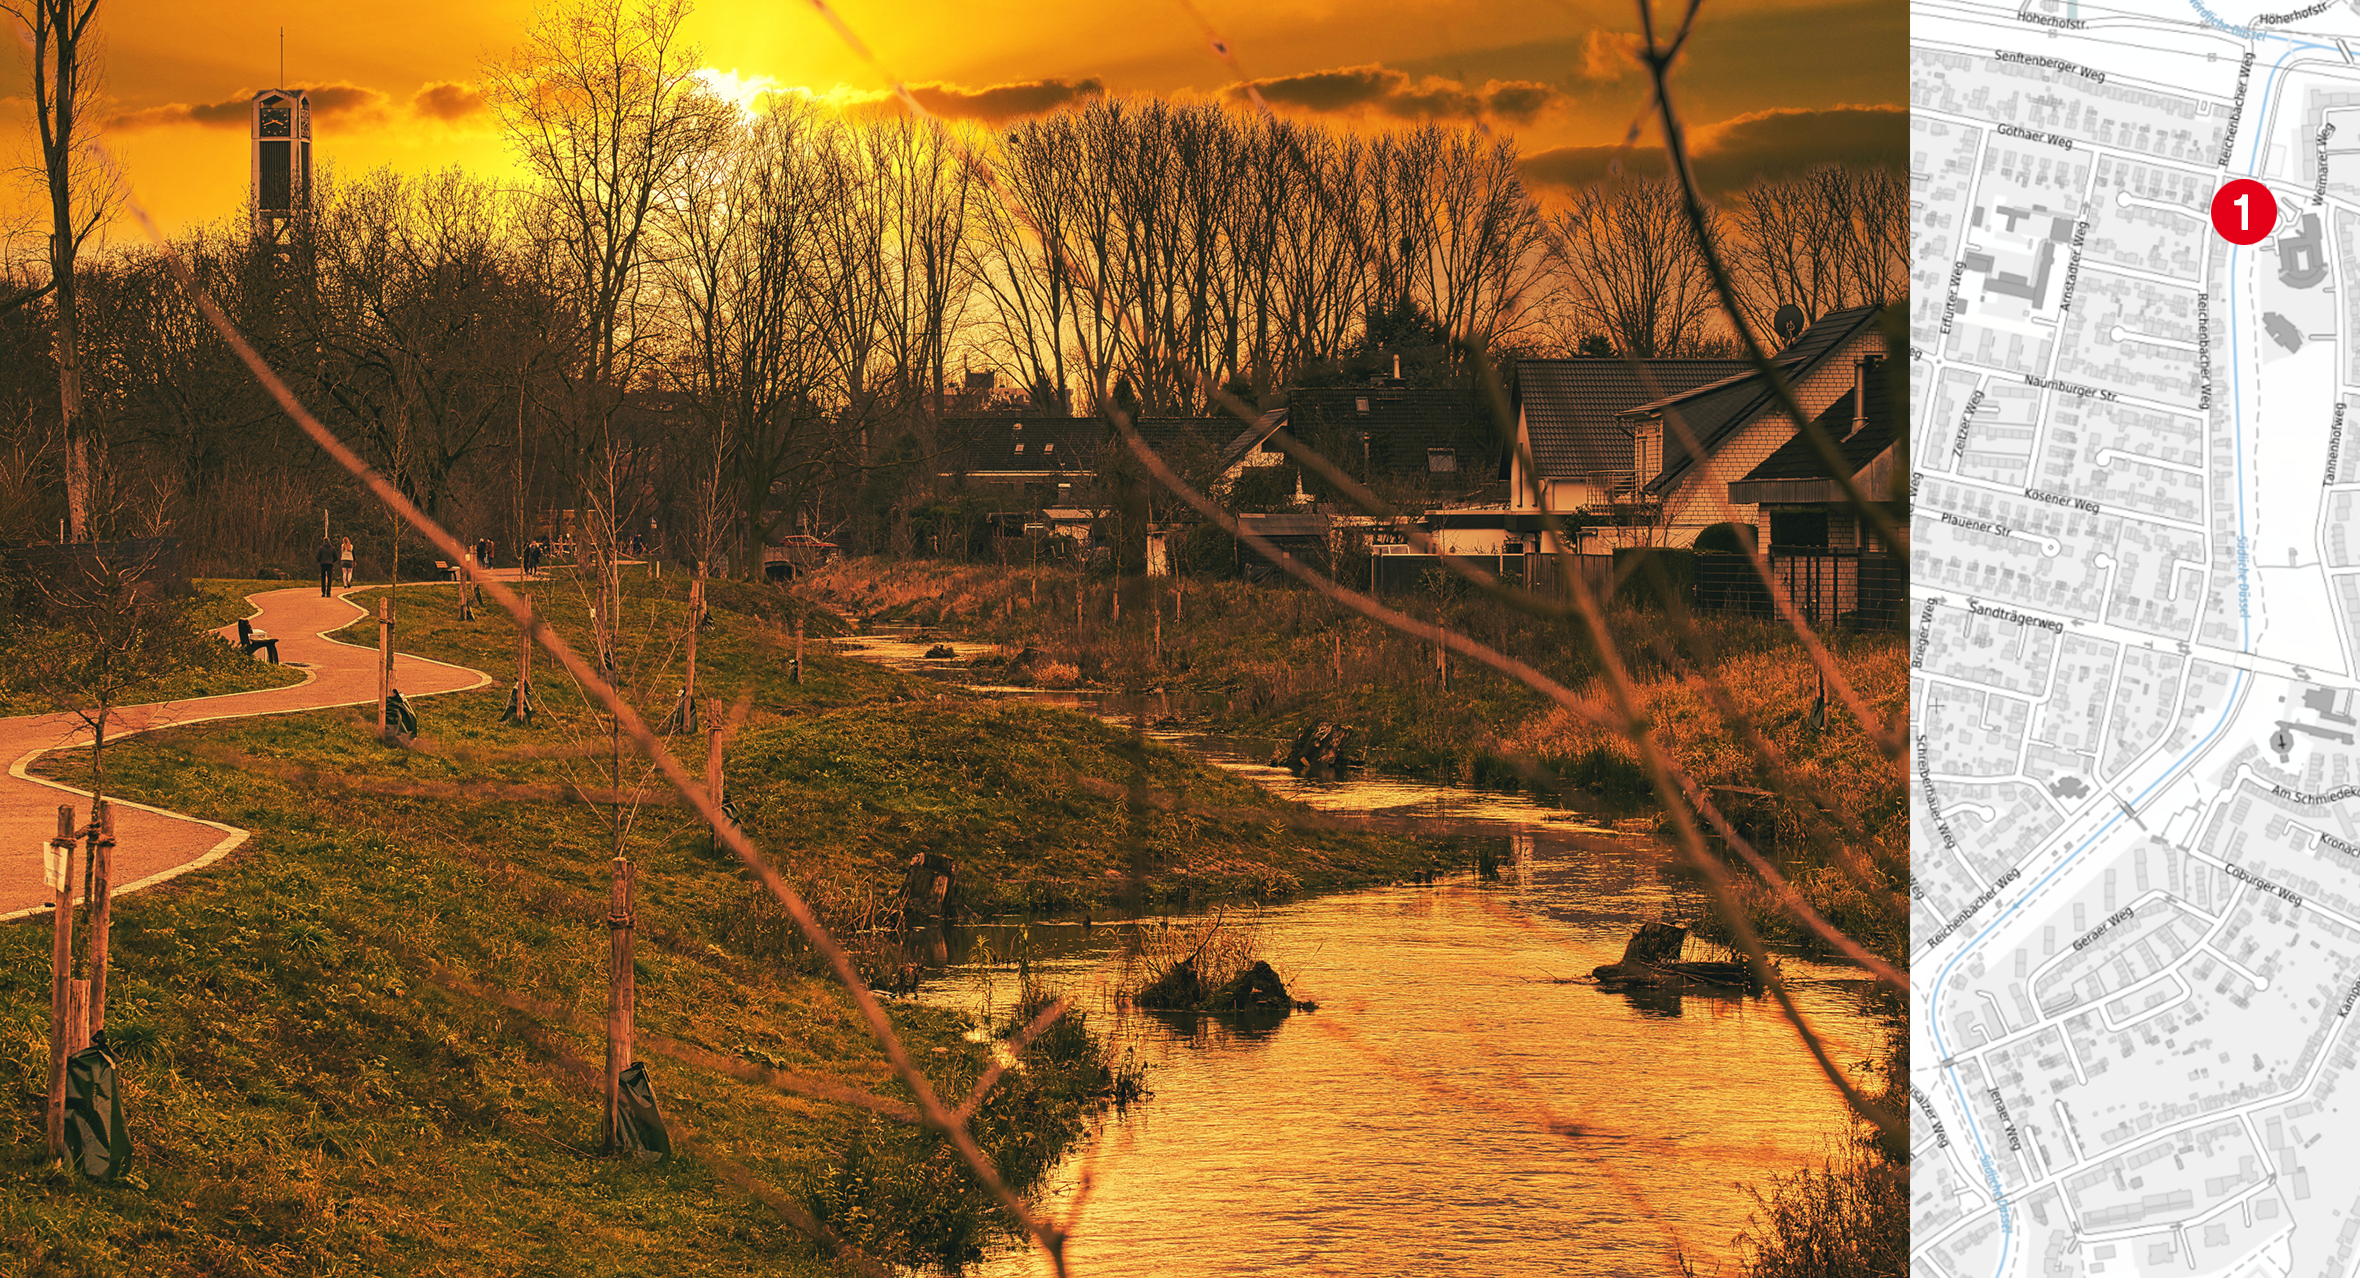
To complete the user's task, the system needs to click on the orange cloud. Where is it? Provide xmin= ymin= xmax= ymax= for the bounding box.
xmin=1520 ymin=104 xmax=1905 ymax=197
xmin=891 ymin=77 xmax=1105 ymax=123
xmin=109 ymin=82 xmax=392 ymax=132
xmin=411 ymin=81 xmax=488 ymax=121
xmin=1580 ymin=31 xmax=1645 ymax=81
xmin=1224 ymin=64 xmax=1561 ymax=124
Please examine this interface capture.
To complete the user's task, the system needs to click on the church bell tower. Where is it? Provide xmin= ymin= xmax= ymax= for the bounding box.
xmin=250 ymin=88 xmax=311 ymax=243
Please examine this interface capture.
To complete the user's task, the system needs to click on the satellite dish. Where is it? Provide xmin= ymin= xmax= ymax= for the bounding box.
xmin=1773 ymin=304 xmax=1808 ymax=346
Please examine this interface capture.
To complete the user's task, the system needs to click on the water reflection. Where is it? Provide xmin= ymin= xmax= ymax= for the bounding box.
xmin=913 ymin=846 xmax=1876 ymax=1277
xmin=841 ymin=625 xmax=1880 ymax=1275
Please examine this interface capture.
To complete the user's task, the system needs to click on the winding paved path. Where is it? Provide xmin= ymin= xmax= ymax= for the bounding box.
xmin=0 ymin=586 xmax=490 ymax=921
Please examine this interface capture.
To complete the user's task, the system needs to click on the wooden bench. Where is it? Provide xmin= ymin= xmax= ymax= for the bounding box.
xmin=235 ymin=618 xmax=280 ymax=664
xmin=433 ymin=560 xmax=460 ymax=581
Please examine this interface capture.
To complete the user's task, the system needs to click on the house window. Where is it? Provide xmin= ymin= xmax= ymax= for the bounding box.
xmin=1355 ymin=397 xmax=1370 ymax=413
xmin=1013 ymin=442 xmax=1025 ymax=453
xmin=1428 ymin=448 xmax=1457 ymax=473
xmin=1042 ymin=442 xmax=1054 ymax=454
xmin=1770 ymin=510 xmax=1830 ymax=549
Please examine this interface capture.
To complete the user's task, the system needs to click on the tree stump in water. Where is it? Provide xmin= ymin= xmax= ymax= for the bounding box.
xmin=900 ymin=852 xmax=958 ymax=927
xmin=1211 ymin=960 xmax=1293 ymax=1010
xmin=1136 ymin=957 xmax=1203 ymax=1009
xmin=1275 ymin=721 xmax=1361 ymax=773
xmin=1592 ymin=921 xmax=1687 ymax=985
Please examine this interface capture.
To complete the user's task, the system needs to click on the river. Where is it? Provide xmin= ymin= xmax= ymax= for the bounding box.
xmin=838 ymin=626 xmax=1886 ymax=1275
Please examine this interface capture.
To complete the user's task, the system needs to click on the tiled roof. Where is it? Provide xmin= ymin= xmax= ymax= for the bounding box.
xmin=1217 ymin=407 xmax=1291 ymax=467
xmin=1514 ymin=359 xmax=1751 ymax=479
xmin=1281 ymin=386 xmax=1500 ymax=482
xmin=1734 ymin=357 xmax=1897 ymax=484
xmin=945 ymin=415 xmax=1104 ymax=474
xmin=1627 ymin=305 xmax=1885 ymax=494
xmin=1129 ymin=417 xmax=1241 ymax=474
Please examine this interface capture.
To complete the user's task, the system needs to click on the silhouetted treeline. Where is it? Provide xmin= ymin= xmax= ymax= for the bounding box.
xmin=0 ymin=0 xmax=1900 ymax=576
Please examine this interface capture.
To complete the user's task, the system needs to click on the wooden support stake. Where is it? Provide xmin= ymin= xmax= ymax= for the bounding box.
xmin=64 ymin=980 xmax=89 ymax=1058
xmin=793 ymin=619 xmax=805 ymax=685
xmin=685 ymin=565 xmax=703 ymax=726
xmin=706 ymin=699 xmax=725 ymax=847
xmin=515 ymin=592 xmax=534 ymax=723
xmin=376 ymin=595 xmax=393 ymax=737
xmin=1335 ymin=631 xmax=1343 ymax=686
xmin=45 ymin=804 xmax=74 ymax=1159
xmin=605 ymin=857 xmax=636 ymax=1153
xmin=87 ymin=801 xmax=112 ymax=1038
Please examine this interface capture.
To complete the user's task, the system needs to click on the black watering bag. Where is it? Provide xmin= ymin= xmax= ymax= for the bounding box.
xmin=386 ymin=689 xmax=420 ymax=739
xmin=64 ymin=1032 xmax=132 ymax=1180
xmin=615 ymin=1061 xmax=671 ymax=1162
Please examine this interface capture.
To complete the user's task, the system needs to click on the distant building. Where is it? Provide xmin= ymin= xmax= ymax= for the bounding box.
xmin=1212 ymin=383 xmax=1500 ymax=507
xmin=935 ymin=414 xmax=1235 ymax=509
xmin=1507 ymin=305 xmax=1889 ymax=550
xmin=250 ymin=88 xmax=312 ymax=241
xmin=1726 ymin=354 xmax=1901 ymax=553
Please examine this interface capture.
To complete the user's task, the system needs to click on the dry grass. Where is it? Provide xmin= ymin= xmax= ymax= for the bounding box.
xmin=809 ymin=558 xmax=1908 ymax=965
xmin=1121 ymin=911 xmax=1270 ymax=1008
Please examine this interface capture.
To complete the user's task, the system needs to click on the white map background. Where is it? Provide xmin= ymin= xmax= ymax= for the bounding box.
xmin=1914 ymin=1 xmax=2360 ymax=1276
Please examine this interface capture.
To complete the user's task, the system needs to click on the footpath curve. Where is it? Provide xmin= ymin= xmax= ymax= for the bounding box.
xmin=0 ymin=585 xmax=490 ymax=921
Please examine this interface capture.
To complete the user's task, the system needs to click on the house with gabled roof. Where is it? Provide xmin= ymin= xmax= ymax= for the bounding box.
xmin=1506 ymin=304 xmax=1888 ymax=550
xmin=1727 ymin=353 xmax=1901 ymax=553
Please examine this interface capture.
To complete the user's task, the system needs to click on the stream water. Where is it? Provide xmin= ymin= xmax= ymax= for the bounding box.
xmin=837 ymin=627 xmax=1885 ymax=1275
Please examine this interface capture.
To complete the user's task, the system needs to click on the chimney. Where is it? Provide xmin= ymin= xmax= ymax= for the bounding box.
xmin=1849 ymin=358 xmax=1870 ymax=440
xmin=1393 ymin=353 xmax=1401 ymax=380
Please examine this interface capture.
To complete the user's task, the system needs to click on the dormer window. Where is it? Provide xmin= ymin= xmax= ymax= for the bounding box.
xmin=1042 ymin=442 xmax=1054 ymax=454
xmin=1355 ymin=397 xmax=1370 ymax=414
xmin=1427 ymin=448 xmax=1457 ymax=473
xmin=1013 ymin=442 xmax=1024 ymax=454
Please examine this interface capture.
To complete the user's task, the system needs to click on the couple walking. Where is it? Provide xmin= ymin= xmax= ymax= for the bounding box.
xmin=316 ymin=535 xmax=356 ymax=595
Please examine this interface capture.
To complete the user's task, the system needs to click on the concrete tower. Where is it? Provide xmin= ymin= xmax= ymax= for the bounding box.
xmin=250 ymin=88 xmax=311 ymax=240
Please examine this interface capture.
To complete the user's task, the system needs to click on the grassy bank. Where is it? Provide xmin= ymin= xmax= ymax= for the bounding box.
xmin=804 ymin=558 xmax=1908 ymax=963
xmin=1 ymin=568 xmax=1415 ymax=1273
xmin=0 ymin=580 xmax=306 ymax=717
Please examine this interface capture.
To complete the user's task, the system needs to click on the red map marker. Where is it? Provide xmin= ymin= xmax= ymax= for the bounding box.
xmin=2212 ymin=179 xmax=2278 ymax=246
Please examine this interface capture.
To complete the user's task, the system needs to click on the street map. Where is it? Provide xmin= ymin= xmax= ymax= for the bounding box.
xmin=1913 ymin=2 xmax=2360 ymax=1276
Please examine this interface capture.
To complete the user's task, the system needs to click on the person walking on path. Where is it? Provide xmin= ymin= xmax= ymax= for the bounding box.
xmin=338 ymin=536 xmax=355 ymax=588
xmin=316 ymin=536 xmax=337 ymax=596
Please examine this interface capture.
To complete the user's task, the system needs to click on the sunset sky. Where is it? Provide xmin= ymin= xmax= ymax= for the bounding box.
xmin=8 ymin=0 xmax=1902 ymax=242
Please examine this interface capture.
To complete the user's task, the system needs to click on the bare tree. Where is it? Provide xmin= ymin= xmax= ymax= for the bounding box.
xmin=8 ymin=0 xmax=117 ymax=541
xmin=661 ymin=100 xmax=854 ymax=574
xmin=309 ymin=168 xmax=540 ymax=524
xmin=805 ymin=117 xmax=893 ymax=468
xmin=1727 ymin=162 xmax=1908 ymax=337
xmin=1406 ymin=125 xmax=1553 ymax=355
xmin=484 ymin=0 xmax=723 ymax=515
xmin=873 ymin=114 xmax=976 ymax=429
xmin=1549 ymin=174 xmax=1720 ymax=358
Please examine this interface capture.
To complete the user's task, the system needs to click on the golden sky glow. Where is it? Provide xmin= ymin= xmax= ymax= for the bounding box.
xmin=5 ymin=0 xmax=1903 ymax=242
